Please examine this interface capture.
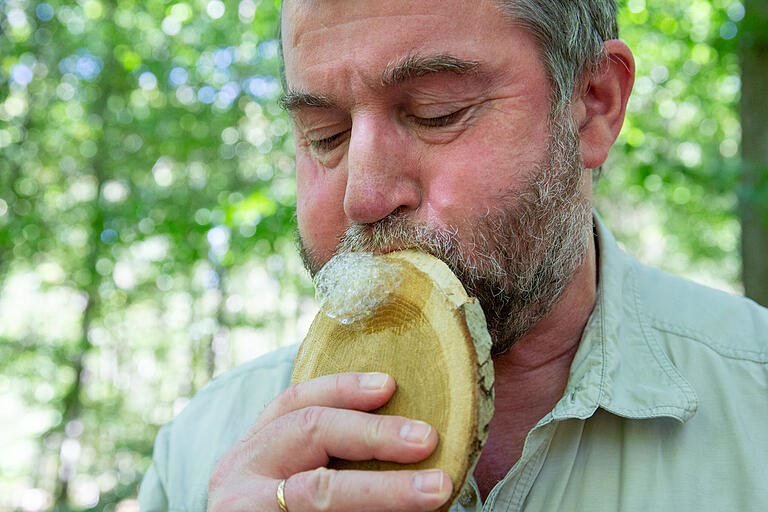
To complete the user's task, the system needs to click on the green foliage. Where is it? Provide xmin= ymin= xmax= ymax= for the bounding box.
xmin=0 ymin=0 xmax=748 ymax=510
xmin=596 ymin=0 xmax=744 ymax=291
xmin=1 ymin=1 xmax=310 ymax=510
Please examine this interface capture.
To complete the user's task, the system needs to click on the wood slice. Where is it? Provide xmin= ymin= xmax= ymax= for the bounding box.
xmin=291 ymin=250 xmax=495 ymax=511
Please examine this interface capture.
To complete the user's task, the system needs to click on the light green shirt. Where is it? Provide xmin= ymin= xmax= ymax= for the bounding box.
xmin=139 ymin=215 xmax=768 ymax=511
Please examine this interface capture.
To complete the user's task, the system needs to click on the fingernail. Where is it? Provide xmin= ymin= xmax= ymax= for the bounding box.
xmin=413 ymin=470 xmax=445 ymax=495
xmin=359 ymin=372 xmax=389 ymax=390
xmin=400 ymin=420 xmax=431 ymax=444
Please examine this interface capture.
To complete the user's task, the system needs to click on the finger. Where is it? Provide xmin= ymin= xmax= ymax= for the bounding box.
xmin=207 ymin=475 xmax=281 ymax=512
xmin=247 ymin=407 xmax=438 ymax=476
xmin=284 ymin=468 xmax=453 ymax=512
xmin=251 ymin=372 xmax=395 ymax=433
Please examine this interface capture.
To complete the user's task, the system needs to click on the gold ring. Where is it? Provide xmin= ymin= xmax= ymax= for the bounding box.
xmin=276 ymin=478 xmax=289 ymax=512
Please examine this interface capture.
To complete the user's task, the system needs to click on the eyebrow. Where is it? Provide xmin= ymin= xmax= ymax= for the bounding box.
xmin=280 ymin=91 xmax=337 ymax=112
xmin=380 ymin=53 xmax=481 ymax=87
xmin=280 ymin=53 xmax=482 ymax=113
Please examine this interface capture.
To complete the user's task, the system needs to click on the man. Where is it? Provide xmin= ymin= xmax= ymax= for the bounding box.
xmin=139 ymin=1 xmax=768 ymax=510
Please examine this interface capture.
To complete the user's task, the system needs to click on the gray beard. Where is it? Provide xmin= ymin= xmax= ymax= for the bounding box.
xmin=298 ymin=113 xmax=592 ymax=356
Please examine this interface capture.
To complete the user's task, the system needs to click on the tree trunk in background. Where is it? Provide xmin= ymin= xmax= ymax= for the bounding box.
xmin=53 ymin=124 xmax=105 ymax=512
xmin=740 ymin=0 xmax=768 ymax=307
xmin=53 ymin=7 xmax=114 ymax=501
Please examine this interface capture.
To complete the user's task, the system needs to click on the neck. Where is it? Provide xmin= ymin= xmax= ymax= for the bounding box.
xmin=474 ymin=236 xmax=598 ymax=500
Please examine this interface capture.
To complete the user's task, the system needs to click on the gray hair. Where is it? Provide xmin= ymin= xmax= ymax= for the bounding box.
xmin=496 ymin=0 xmax=619 ymax=115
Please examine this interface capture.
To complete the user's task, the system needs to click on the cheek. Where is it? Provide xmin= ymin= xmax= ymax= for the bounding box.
xmin=296 ymin=154 xmax=349 ymax=262
xmin=420 ymin=119 xmax=547 ymax=222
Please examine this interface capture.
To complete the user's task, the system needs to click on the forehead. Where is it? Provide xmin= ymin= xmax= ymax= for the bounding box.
xmin=280 ymin=0 xmax=537 ymax=90
xmin=281 ymin=0 xmax=495 ymax=37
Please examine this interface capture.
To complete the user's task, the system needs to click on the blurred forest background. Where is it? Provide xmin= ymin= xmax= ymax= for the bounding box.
xmin=0 ymin=0 xmax=766 ymax=510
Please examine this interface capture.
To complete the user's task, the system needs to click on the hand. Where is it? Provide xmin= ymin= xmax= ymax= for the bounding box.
xmin=207 ymin=372 xmax=453 ymax=511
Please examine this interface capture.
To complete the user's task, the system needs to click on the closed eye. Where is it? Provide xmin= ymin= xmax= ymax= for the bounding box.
xmin=308 ymin=130 xmax=350 ymax=152
xmin=412 ymin=108 xmax=468 ymax=128
xmin=306 ymin=107 xmax=469 ymax=152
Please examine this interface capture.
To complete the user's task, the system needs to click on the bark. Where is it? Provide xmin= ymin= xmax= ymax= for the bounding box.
xmin=739 ymin=0 xmax=768 ymax=306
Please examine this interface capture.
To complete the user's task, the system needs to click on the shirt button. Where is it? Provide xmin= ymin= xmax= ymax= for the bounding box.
xmin=458 ymin=488 xmax=475 ymax=506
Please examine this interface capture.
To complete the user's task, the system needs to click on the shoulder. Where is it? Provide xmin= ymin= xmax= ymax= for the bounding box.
xmin=630 ymin=259 xmax=768 ymax=360
xmin=621 ymin=262 xmax=768 ymax=503
xmin=148 ymin=343 xmax=299 ymax=510
xmin=165 ymin=342 xmax=299 ymax=443
xmin=189 ymin=342 xmax=299 ymax=405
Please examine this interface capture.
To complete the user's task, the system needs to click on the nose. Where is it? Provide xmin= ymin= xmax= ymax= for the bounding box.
xmin=343 ymin=115 xmax=421 ymax=224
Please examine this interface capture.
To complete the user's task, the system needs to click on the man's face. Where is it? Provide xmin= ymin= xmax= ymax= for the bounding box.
xmin=282 ymin=0 xmax=593 ymax=353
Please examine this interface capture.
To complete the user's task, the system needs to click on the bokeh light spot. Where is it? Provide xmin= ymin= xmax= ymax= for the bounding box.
xmin=36 ymin=3 xmax=55 ymax=21
xmin=672 ymin=186 xmax=691 ymax=205
xmin=83 ymin=0 xmax=103 ymax=19
xmin=103 ymin=180 xmax=129 ymax=202
xmin=4 ymin=96 xmax=28 ymax=118
xmin=124 ymin=133 xmax=143 ymax=153
xmin=719 ymin=139 xmax=738 ymax=158
xmin=221 ymin=127 xmax=239 ymax=144
xmin=720 ymin=21 xmax=738 ymax=40
xmin=152 ymin=157 xmax=174 ymax=187
xmin=80 ymin=140 xmax=98 ymax=158
xmin=246 ymin=75 xmax=279 ymax=99
xmin=214 ymin=48 xmax=233 ymax=68
xmin=10 ymin=64 xmax=34 ymax=86
xmin=214 ymin=82 xmax=240 ymax=109
xmin=257 ymin=40 xmax=279 ymax=60
xmin=627 ymin=0 xmax=645 ymax=13
xmin=113 ymin=261 xmax=136 ymax=290
xmin=644 ymin=174 xmax=663 ymax=192
xmin=677 ymin=142 xmax=702 ymax=167
xmin=171 ymin=3 xmax=192 ymax=21
xmin=169 ymin=67 xmax=188 ymax=87
xmin=206 ymin=0 xmax=225 ymax=19
xmin=162 ymin=16 xmax=182 ymax=36
xmin=627 ymin=128 xmax=645 ymax=147
xmin=156 ymin=274 xmax=173 ymax=291
xmin=727 ymin=2 xmax=745 ymax=22
xmin=194 ymin=208 xmax=211 ymax=225
xmin=100 ymin=229 xmax=118 ymax=244
xmin=176 ymin=85 xmax=195 ymax=104
xmin=139 ymin=71 xmax=158 ymax=90
xmin=7 ymin=8 xmax=28 ymax=28
xmin=198 ymin=85 xmax=216 ymax=104
xmin=238 ymin=0 xmax=256 ymax=22
xmin=207 ymin=225 xmax=230 ymax=247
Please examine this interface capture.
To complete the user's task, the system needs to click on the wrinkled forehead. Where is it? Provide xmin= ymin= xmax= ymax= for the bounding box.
xmin=283 ymin=0 xmax=508 ymax=37
xmin=279 ymin=0 xmax=515 ymax=86
xmin=281 ymin=0 xmax=458 ymax=44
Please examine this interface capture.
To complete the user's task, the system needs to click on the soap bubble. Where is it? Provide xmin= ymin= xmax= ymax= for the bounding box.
xmin=314 ymin=252 xmax=402 ymax=325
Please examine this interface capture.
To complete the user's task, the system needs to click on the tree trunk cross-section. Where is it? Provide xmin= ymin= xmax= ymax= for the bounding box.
xmin=292 ymin=250 xmax=495 ymax=511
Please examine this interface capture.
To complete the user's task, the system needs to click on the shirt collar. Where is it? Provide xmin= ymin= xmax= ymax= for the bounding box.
xmin=551 ymin=210 xmax=699 ymax=423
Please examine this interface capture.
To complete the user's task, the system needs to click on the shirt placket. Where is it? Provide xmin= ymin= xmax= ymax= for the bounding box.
xmin=481 ymin=419 xmax=558 ymax=512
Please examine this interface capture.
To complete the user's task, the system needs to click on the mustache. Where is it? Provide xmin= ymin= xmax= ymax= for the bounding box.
xmin=336 ymin=211 xmax=509 ymax=286
xmin=296 ymin=215 xmax=460 ymax=279
xmin=338 ymin=211 xmax=456 ymax=259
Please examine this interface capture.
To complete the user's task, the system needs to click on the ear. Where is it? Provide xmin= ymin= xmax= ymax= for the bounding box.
xmin=571 ymin=40 xmax=635 ymax=169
